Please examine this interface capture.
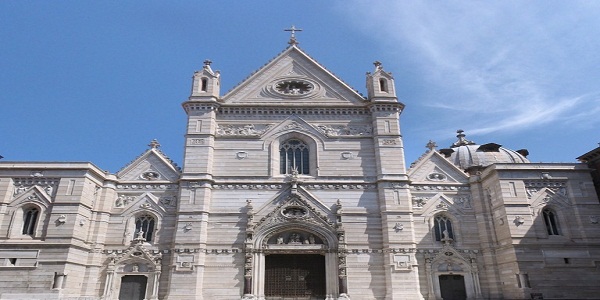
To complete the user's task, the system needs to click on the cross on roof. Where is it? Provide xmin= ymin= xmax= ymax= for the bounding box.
xmin=284 ymin=25 xmax=303 ymax=45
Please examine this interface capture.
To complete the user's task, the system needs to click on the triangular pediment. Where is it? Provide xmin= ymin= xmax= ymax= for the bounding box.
xmin=10 ymin=185 xmax=52 ymax=208
xmin=530 ymin=188 xmax=571 ymax=214
xmin=120 ymin=192 xmax=166 ymax=217
xmin=252 ymin=186 xmax=335 ymax=233
xmin=419 ymin=193 xmax=466 ymax=217
xmin=222 ymin=46 xmax=366 ymax=106
xmin=117 ymin=146 xmax=180 ymax=182
xmin=408 ymin=150 xmax=469 ymax=184
xmin=261 ymin=116 xmax=326 ymax=140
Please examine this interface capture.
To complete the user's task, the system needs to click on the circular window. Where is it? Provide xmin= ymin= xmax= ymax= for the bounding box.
xmin=274 ymin=80 xmax=314 ymax=96
xmin=141 ymin=171 xmax=160 ymax=180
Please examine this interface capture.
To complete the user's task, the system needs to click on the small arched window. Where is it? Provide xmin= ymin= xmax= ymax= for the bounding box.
xmin=135 ymin=214 xmax=156 ymax=242
xmin=379 ymin=78 xmax=388 ymax=92
xmin=22 ymin=207 xmax=39 ymax=236
xmin=200 ymin=78 xmax=208 ymax=92
xmin=542 ymin=208 xmax=560 ymax=235
xmin=280 ymin=139 xmax=309 ymax=175
xmin=434 ymin=215 xmax=454 ymax=241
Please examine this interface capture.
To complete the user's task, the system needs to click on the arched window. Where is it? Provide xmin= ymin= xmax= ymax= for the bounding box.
xmin=135 ymin=214 xmax=156 ymax=242
xmin=434 ymin=215 xmax=454 ymax=241
xmin=200 ymin=78 xmax=208 ymax=92
xmin=280 ymin=139 xmax=309 ymax=175
xmin=22 ymin=207 xmax=39 ymax=236
xmin=542 ymin=208 xmax=560 ymax=235
xmin=379 ymin=78 xmax=388 ymax=92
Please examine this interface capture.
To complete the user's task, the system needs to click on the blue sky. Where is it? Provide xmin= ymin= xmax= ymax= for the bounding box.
xmin=1 ymin=1 xmax=599 ymax=172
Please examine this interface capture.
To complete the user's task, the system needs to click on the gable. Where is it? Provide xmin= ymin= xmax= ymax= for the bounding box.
xmin=408 ymin=150 xmax=469 ymax=184
xmin=10 ymin=185 xmax=52 ymax=209
xmin=222 ymin=46 xmax=366 ymax=106
xmin=117 ymin=148 xmax=180 ymax=182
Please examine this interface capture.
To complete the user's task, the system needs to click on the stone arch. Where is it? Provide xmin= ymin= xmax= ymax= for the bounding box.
xmin=122 ymin=210 xmax=162 ymax=245
xmin=426 ymin=211 xmax=462 ymax=246
xmin=424 ymin=246 xmax=482 ymax=300
xmin=8 ymin=194 xmax=49 ymax=240
xmin=102 ymin=240 xmax=163 ymax=300
xmin=244 ymin=193 xmax=345 ymax=299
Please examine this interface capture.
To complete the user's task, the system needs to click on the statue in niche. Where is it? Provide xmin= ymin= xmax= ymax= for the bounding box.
xmin=132 ymin=264 xmax=139 ymax=272
xmin=309 ymin=235 xmax=316 ymax=244
xmin=45 ymin=185 xmax=53 ymax=195
xmin=277 ymin=235 xmax=284 ymax=244
xmin=14 ymin=185 xmax=26 ymax=196
xmin=289 ymin=233 xmax=301 ymax=244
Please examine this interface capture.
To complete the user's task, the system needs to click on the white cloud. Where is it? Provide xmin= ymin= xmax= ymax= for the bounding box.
xmin=339 ymin=1 xmax=600 ymax=135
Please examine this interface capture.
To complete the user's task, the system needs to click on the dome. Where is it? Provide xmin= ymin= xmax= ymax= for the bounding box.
xmin=438 ymin=130 xmax=530 ymax=171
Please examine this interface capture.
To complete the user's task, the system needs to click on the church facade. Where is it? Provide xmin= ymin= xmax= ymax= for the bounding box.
xmin=1 ymin=40 xmax=600 ymax=300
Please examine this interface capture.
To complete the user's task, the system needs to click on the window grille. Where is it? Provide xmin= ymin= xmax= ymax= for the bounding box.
xmin=434 ymin=215 xmax=454 ymax=241
xmin=135 ymin=214 xmax=156 ymax=242
xmin=280 ymin=139 xmax=309 ymax=175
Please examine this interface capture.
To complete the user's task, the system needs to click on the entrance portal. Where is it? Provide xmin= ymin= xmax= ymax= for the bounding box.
xmin=118 ymin=275 xmax=147 ymax=300
xmin=439 ymin=275 xmax=467 ymax=300
xmin=265 ymin=254 xmax=326 ymax=300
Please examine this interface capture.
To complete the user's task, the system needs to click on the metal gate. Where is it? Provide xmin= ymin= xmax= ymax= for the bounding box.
xmin=439 ymin=275 xmax=467 ymax=300
xmin=265 ymin=254 xmax=326 ymax=300
xmin=118 ymin=275 xmax=147 ymax=300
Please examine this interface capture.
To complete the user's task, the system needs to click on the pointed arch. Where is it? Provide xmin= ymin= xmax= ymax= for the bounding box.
xmin=542 ymin=207 xmax=560 ymax=236
xmin=267 ymin=130 xmax=322 ymax=177
xmin=22 ymin=206 xmax=40 ymax=236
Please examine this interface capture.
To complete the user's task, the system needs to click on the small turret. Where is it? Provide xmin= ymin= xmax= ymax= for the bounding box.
xmin=190 ymin=59 xmax=220 ymax=99
xmin=366 ymin=61 xmax=397 ymax=102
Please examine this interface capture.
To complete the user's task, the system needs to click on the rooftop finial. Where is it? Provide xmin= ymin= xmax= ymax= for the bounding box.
xmin=149 ymin=139 xmax=161 ymax=149
xmin=426 ymin=140 xmax=437 ymax=151
xmin=373 ymin=61 xmax=383 ymax=71
xmin=451 ymin=129 xmax=475 ymax=148
xmin=284 ymin=25 xmax=303 ymax=45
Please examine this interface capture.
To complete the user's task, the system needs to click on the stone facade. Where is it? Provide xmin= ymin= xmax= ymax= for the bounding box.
xmin=1 ymin=44 xmax=599 ymax=300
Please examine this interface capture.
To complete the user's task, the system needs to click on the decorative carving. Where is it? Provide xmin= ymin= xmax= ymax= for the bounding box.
xmin=159 ymin=196 xmax=177 ymax=207
xmin=183 ymin=223 xmax=192 ymax=232
xmin=340 ymin=152 xmax=353 ymax=160
xmin=380 ymin=139 xmax=398 ymax=145
xmin=30 ymin=171 xmax=44 ymax=177
xmin=57 ymin=215 xmax=67 ymax=224
xmin=514 ymin=216 xmax=525 ymax=226
xmin=115 ymin=194 xmax=136 ymax=208
xmin=393 ymin=222 xmax=404 ymax=232
xmin=411 ymin=185 xmax=468 ymax=191
xmin=116 ymin=184 xmax=179 ymax=190
xmin=236 ymin=151 xmax=249 ymax=159
xmin=283 ymin=122 xmax=306 ymax=131
xmin=13 ymin=178 xmax=59 ymax=197
xmin=412 ymin=197 xmax=428 ymax=208
xmin=216 ymin=124 xmax=272 ymax=137
xmin=524 ymin=180 xmax=567 ymax=199
xmin=189 ymin=138 xmax=205 ymax=145
xmin=436 ymin=202 xmax=449 ymax=210
xmin=454 ymin=196 xmax=472 ymax=209
xmin=316 ymin=124 xmax=372 ymax=137
xmin=590 ymin=216 xmax=599 ymax=224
